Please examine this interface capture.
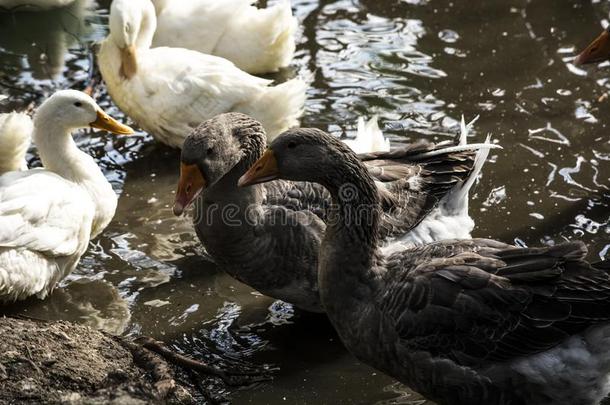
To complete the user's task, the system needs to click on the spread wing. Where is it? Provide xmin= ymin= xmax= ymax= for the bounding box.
xmin=379 ymin=239 xmax=610 ymax=367
xmin=261 ymin=140 xmax=477 ymax=237
xmin=361 ymin=140 xmax=477 ymax=239
xmin=0 ymin=169 xmax=94 ymax=257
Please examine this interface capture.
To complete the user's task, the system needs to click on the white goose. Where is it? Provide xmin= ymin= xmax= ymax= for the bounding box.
xmin=151 ymin=0 xmax=297 ymax=74
xmin=0 ymin=110 xmax=32 ymax=174
xmin=0 ymin=90 xmax=133 ymax=302
xmin=98 ymin=0 xmax=307 ymax=148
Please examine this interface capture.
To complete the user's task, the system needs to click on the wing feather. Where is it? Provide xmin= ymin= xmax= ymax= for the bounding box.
xmin=0 ymin=169 xmax=94 ymax=257
xmin=379 ymin=239 xmax=610 ymax=367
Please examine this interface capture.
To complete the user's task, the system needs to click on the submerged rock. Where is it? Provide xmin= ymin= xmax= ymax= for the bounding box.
xmin=0 ymin=316 xmax=194 ymax=404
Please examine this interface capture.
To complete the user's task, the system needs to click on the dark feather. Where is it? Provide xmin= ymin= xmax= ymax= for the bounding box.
xmin=378 ymin=238 xmax=610 ymax=370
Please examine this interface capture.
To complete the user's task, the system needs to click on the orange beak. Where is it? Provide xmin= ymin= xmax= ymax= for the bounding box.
xmin=575 ymin=29 xmax=610 ymax=65
xmin=89 ymin=109 xmax=134 ymax=135
xmin=120 ymin=45 xmax=138 ymax=79
xmin=237 ymin=149 xmax=279 ymax=187
xmin=173 ymin=163 xmax=206 ymax=216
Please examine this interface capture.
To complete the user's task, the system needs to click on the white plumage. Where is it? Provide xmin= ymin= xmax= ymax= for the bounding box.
xmin=0 ymin=90 xmax=133 ymax=302
xmin=341 ymin=115 xmax=495 ymax=255
xmin=344 ymin=115 xmax=391 ymax=153
xmin=0 ymin=171 xmax=94 ymax=301
xmin=98 ymin=0 xmax=306 ymax=148
xmin=151 ymin=0 xmax=297 ymax=74
xmin=381 ymin=116 xmax=495 ymax=255
xmin=0 ymin=111 xmax=32 ymax=174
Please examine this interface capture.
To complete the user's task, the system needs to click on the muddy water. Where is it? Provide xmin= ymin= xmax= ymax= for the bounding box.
xmin=0 ymin=0 xmax=608 ymax=403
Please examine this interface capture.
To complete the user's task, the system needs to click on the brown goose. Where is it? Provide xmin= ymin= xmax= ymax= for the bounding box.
xmin=239 ymin=128 xmax=610 ymax=405
xmin=173 ymin=113 xmax=496 ymax=312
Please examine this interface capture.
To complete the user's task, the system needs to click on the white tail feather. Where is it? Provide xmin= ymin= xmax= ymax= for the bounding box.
xmin=459 ymin=114 xmax=479 ymax=145
xmin=0 ymin=112 xmax=32 ymax=175
xmin=250 ymin=77 xmax=307 ymax=139
xmin=410 ymin=141 xmax=501 ymax=160
xmin=217 ymin=0 xmax=297 ymax=73
xmin=443 ymin=134 xmax=494 ymax=217
xmin=344 ymin=115 xmax=391 ymax=154
xmin=382 ymin=117 xmax=496 ymax=254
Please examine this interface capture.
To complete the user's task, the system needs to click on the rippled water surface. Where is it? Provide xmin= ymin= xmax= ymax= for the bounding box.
xmin=1 ymin=0 xmax=609 ymax=403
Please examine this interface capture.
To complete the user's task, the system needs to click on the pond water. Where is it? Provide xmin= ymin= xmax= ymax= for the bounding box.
xmin=0 ymin=0 xmax=609 ymax=403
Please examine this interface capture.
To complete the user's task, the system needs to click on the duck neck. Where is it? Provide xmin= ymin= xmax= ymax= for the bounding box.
xmin=105 ymin=1 xmax=156 ymax=54
xmin=151 ymin=0 xmax=169 ymax=15
xmin=136 ymin=2 xmax=156 ymax=50
xmin=196 ymin=153 xmax=266 ymax=262
xmin=34 ymin=119 xmax=92 ymax=182
xmin=207 ymin=158 xmax=264 ymax=208
xmin=317 ymin=151 xmax=383 ymax=315
xmin=33 ymin=118 xmax=116 ymax=237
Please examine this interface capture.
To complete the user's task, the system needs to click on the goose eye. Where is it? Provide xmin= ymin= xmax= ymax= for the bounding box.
xmin=74 ymin=101 xmax=82 ymax=107
xmin=288 ymin=141 xmax=297 ymax=149
xmin=206 ymin=147 xmax=213 ymax=156
xmin=125 ymin=23 xmax=132 ymax=33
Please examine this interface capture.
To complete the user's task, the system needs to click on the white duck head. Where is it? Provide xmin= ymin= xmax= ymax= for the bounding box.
xmin=108 ymin=0 xmax=157 ymax=79
xmin=33 ymin=90 xmax=133 ymax=176
xmin=34 ymin=90 xmax=132 ymax=135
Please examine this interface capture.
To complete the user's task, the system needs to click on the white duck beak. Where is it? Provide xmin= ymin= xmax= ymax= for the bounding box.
xmin=120 ymin=45 xmax=138 ymax=79
xmin=90 ymin=109 xmax=134 ymax=135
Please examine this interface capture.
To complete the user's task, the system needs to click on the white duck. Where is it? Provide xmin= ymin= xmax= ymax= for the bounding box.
xmin=0 ymin=110 xmax=32 ymax=174
xmin=0 ymin=0 xmax=75 ymax=11
xmin=151 ymin=0 xmax=297 ymax=74
xmin=98 ymin=0 xmax=307 ymax=148
xmin=0 ymin=90 xmax=133 ymax=302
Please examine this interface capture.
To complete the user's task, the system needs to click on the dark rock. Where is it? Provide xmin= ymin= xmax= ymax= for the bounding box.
xmin=0 ymin=316 xmax=194 ymax=404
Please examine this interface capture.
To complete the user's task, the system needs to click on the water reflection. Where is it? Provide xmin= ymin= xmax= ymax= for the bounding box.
xmin=0 ymin=0 xmax=96 ymax=85
xmin=0 ymin=0 xmax=609 ymax=403
xmin=1 ymin=278 xmax=130 ymax=334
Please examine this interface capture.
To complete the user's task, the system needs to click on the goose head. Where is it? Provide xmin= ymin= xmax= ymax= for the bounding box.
xmin=33 ymin=89 xmax=134 ymax=135
xmin=108 ymin=0 xmax=156 ymax=79
xmin=173 ymin=113 xmax=266 ymax=216
xmin=575 ymin=27 xmax=610 ymax=65
xmin=238 ymin=128 xmax=344 ymax=187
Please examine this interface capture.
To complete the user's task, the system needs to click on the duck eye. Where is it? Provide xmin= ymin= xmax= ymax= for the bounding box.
xmin=74 ymin=102 xmax=82 ymax=107
xmin=288 ymin=141 xmax=297 ymax=149
xmin=206 ymin=147 xmax=213 ymax=156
